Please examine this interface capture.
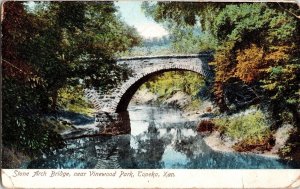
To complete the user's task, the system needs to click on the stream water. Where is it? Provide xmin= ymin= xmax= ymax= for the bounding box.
xmin=27 ymin=105 xmax=297 ymax=169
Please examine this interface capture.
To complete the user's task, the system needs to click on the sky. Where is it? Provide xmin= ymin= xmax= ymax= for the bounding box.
xmin=115 ymin=1 xmax=169 ymax=39
xmin=26 ymin=1 xmax=169 ymax=39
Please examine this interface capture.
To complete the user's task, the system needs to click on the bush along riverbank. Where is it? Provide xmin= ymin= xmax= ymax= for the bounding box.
xmin=2 ymin=84 xmax=99 ymax=168
xmin=130 ymin=71 xmax=206 ymax=111
xmin=131 ymin=85 xmax=297 ymax=161
xmin=196 ymin=107 xmax=297 ymax=159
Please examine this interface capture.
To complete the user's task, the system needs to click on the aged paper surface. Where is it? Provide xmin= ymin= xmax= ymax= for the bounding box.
xmin=1 ymin=169 xmax=300 ymax=188
xmin=1 ymin=0 xmax=300 ymax=188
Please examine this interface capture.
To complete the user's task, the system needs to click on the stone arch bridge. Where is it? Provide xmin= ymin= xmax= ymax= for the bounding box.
xmin=84 ymin=53 xmax=213 ymax=135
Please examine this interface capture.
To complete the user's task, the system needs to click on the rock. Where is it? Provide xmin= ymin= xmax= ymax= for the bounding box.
xmin=199 ymin=100 xmax=216 ymax=113
xmin=206 ymin=107 xmax=212 ymax=112
xmin=130 ymin=89 xmax=158 ymax=105
xmin=202 ymin=131 xmax=234 ymax=153
xmin=271 ymin=124 xmax=295 ymax=153
xmin=61 ymin=120 xmax=71 ymax=125
xmin=164 ymin=91 xmax=191 ymax=109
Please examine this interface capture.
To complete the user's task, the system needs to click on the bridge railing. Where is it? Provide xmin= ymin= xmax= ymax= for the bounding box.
xmin=117 ymin=53 xmax=213 ymax=61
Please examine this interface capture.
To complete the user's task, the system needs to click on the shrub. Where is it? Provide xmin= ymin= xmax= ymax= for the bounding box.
xmin=279 ymin=129 xmax=300 ymax=161
xmin=139 ymin=71 xmax=205 ymax=110
xmin=2 ymin=147 xmax=31 ymax=168
xmin=58 ymin=85 xmax=94 ymax=116
xmin=186 ymin=98 xmax=202 ymax=111
xmin=213 ymin=109 xmax=273 ymax=151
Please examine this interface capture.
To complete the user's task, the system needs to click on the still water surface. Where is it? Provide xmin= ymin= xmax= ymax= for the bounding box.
xmin=28 ymin=105 xmax=295 ymax=169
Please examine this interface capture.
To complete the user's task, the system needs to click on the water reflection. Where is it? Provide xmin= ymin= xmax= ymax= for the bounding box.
xmin=28 ymin=105 xmax=297 ymax=169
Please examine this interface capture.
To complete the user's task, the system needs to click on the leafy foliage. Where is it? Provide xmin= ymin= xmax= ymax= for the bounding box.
xmin=142 ymin=2 xmax=218 ymax=54
xmin=143 ymin=2 xmax=300 ymax=155
xmin=214 ymin=109 xmax=273 ymax=150
xmin=2 ymin=2 xmax=63 ymax=155
xmin=215 ymin=5 xmax=299 ymax=122
xmin=2 ymin=78 xmax=64 ymax=155
xmin=235 ymin=44 xmax=264 ymax=83
xmin=58 ymin=85 xmax=94 ymax=116
xmin=209 ymin=3 xmax=299 ymax=111
xmin=139 ymin=71 xmax=206 ymax=110
xmin=144 ymin=2 xmax=299 ymax=114
xmin=119 ymin=36 xmax=172 ymax=56
xmin=142 ymin=2 xmax=224 ymax=29
xmin=23 ymin=1 xmax=141 ymax=102
xmin=2 ymin=2 xmax=141 ymax=157
xmin=168 ymin=23 xmax=217 ymax=53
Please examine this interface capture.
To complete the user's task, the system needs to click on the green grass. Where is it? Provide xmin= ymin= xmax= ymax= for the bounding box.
xmin=139 ymin=71 xmax=205 ymax=110
xmin=186 ymin=98 xmax=202 ymax=111
xmin=58 ymin=85 xmax=95 ymax=116
xmin=213 ymin=109 xmax=272 ymax=147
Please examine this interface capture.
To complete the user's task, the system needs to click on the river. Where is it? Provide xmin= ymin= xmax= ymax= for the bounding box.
xmin=27 ymin=105 xmax=297 ymax=169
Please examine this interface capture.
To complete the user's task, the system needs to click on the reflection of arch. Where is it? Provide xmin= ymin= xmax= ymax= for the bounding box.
xmin=105 ymin=63 xmax=209 ymax=113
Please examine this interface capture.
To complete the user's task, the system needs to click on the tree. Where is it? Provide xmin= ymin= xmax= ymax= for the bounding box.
xmin=142 ymin=2 xmax=300 ymax=125
xmin=210 ymin=3 xmax=300 ymax=123
xmin=2 ymin=2 xmax=63 ymax=155
xmin=142 ymin=2 xmax=218 ymax=53
xmin=24 ymin=2 xmax=142 ymax=109
xmin=2 ymin=1 xmax=141 ymax=156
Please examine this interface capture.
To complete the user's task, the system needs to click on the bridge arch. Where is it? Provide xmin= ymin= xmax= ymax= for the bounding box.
xmin=105 ymin=62 xmax=209 ymax=113
xmin=87 ymin=54 xmax=214 ymax=135
xmin=85 ymin=54 xmax=214 ymax=113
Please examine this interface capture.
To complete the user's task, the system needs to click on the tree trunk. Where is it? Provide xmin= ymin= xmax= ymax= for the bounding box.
xmin=51 ymin=90 xmax=58 ymax=112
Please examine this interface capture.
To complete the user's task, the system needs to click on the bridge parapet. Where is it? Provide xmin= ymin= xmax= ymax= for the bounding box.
xmin=117 ymin=54 xmax=213 ymax=74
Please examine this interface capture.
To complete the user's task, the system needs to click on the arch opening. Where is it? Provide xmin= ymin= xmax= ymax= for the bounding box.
xmin=115 ymin=68 xmax=208 ymax=112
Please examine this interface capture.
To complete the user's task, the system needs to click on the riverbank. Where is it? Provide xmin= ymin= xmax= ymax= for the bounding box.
xmin=197 ymin=116 xmax=295 ymax=159
xmin=6 ymin=94 xmax=293 ymax=168
xmin=57 ymin=104 xmax=297 ymax=162
xmin=26 ymin=105 xmax=293 ymax=169
xmin=130 ymin=89 xmax=294 ymax=159
xmin=130 ymin=88 xmax=214 ymax=115
xmin=55 ymin=110 xmax=99 ymax=139
xmin=2 ymin=110 xmax=99 ymax=169
xmin=201 ymin=131 xmax=279 ymax=158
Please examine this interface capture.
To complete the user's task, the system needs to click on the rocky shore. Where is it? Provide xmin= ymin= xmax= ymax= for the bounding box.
xmin=196 ymin=119 xmax=294 ymax=159
xmin=130 ymin=88 xmax=294 ymax=158
xmin=54 ymin=110 xmax=99 ymax=139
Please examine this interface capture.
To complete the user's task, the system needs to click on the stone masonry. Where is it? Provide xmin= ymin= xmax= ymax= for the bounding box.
xmin=84 ymin=53 xmax=213 ymax=135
